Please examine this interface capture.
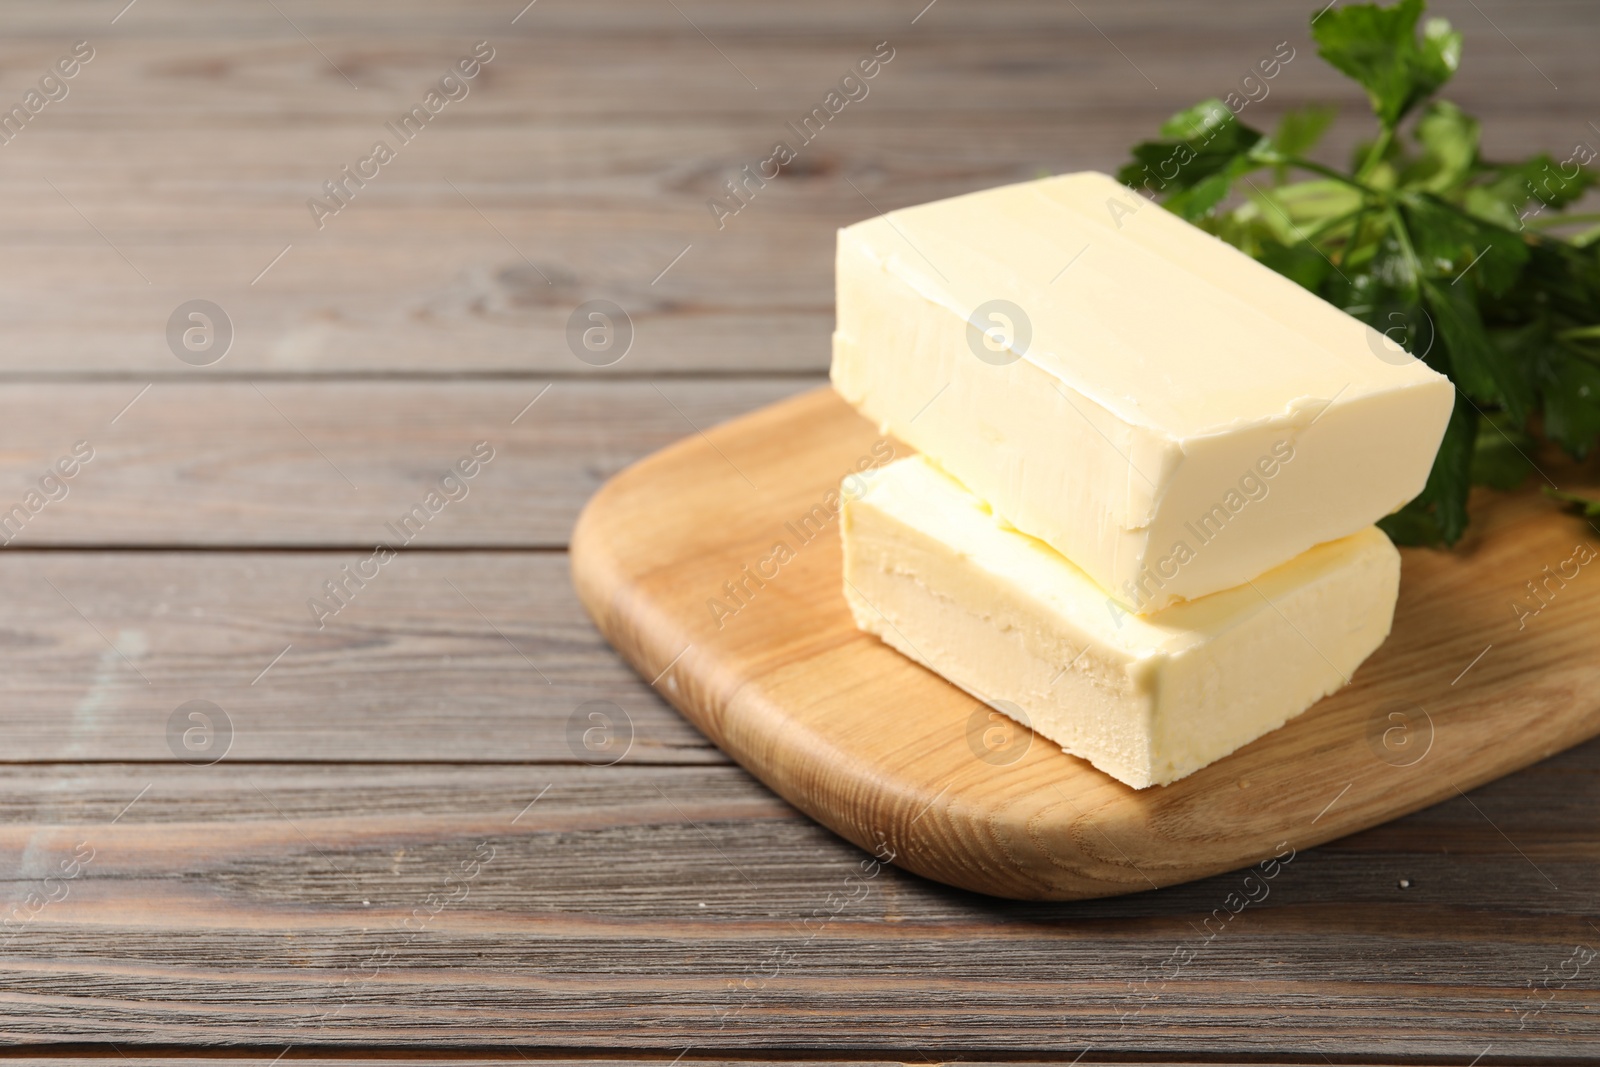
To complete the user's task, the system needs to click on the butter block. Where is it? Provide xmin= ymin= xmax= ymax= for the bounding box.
xmin=841 ymin=456 xmax=1400 ymax=788
xmin=832 ymin=171 xmax=1451 ymax=611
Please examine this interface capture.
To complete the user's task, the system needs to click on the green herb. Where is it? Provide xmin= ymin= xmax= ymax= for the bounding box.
xmin=1545 ymin=486 xmax=1600 ymax=519
xmin=1118 ymin=0 xmax=1600 ymax=545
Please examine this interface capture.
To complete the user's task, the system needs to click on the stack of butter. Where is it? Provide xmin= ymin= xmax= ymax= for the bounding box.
xmin=832 ymin=172 xmax=1454 ymax=788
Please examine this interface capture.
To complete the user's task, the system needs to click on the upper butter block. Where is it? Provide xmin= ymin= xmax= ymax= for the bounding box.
xmin=831 ymin=172 xmax=1453 ymax=611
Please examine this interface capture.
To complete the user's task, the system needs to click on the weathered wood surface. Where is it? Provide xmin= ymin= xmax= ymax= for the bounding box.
xmin=0 ymin=0 xmax=1597 ymax=1061
xmin=2 ymin=758 xmax=1600 ymax=1054
xmin=0 ymin=552 xmax=720 ymax=763
xmin=0 ymin=0 xmax=1590 ymax=377
xmin=0 ymin=380 xmax=807 ymax=546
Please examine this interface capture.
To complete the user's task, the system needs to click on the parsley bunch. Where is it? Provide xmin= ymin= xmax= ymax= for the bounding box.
xmin=1118 ymin=0 xmax=1600 ymax=545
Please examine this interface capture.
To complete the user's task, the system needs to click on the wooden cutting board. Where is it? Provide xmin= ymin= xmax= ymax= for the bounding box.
xmin=571 ymin=386 xmax=1600 ymax=900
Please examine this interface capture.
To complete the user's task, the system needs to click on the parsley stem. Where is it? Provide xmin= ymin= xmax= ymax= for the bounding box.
xmin=1386 ymin=206 xmax=1425 ymax=295
xmin=1356 ymin=125 xmax=1396 ymax=182
xmin=1524 ymin=213 xmax=1600 ymax=228
xmin=1301 ymin=206 xmax=1365 ymax=245
xmin=1342 ymin=208 xmax=1371 ymax=265
xmin=1282 ymin=157 xmax=1381 ymax=196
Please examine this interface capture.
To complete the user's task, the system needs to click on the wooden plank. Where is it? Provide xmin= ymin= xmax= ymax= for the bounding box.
xmin=0 ymin=3 xmax=1586 ymax=120
xmin=0 ymin=379 xmax=810 ymax=546
xmin=0 ymin=550 xmax=720 ymax=763
xmin=2 ymin=0 xmax=1590 ymax=51
xmin=0 ymin=758 xmax=1597 ymax=1053
xmin=1 ymin=112 xmax=1593 ymax=379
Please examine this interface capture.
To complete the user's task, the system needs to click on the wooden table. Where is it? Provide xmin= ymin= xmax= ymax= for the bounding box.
xmin=2 ymin=0 xmax=1597 ymax=1061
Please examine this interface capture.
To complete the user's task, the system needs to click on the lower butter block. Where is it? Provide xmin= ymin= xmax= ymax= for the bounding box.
xmin=841 ymin=456 xmax=1400 ymax=788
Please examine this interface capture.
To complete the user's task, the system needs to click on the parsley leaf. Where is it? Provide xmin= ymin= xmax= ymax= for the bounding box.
xmin=1546 ymin=486 xmax=1600 ymax=518
xmin=1470 ymin=412 xmax=1536 ymax=490
xmin=1378 ymin=391 xmax=1476 ymax=545
xmin=1119 ymin=0 xmax=1600 ymax=545
xmin=1408 ymin=101 xmax=1477 ymax=192
xmin=1272 ymin=105 xmax=1338 ymax=179
xmin=1116 ymin=100 xmax=1269 ymax=220
xmin=1313 ymin=0 xmax=1460 ymax=128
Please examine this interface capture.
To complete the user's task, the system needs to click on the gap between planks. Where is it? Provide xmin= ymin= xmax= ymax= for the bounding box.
xmin=0 ymin=1047 xmax=1500 ymax=1066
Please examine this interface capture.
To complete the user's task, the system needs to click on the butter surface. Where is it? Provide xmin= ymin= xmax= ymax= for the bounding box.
xmin=832 ymin=171 xmax=1452 ymax=611
xmin=841 ymin=456 xmax=1400 ymax=789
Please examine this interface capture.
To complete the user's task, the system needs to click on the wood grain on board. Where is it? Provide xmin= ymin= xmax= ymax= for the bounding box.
xmin=0 ymin=0 xmax=1598 ymax=1061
